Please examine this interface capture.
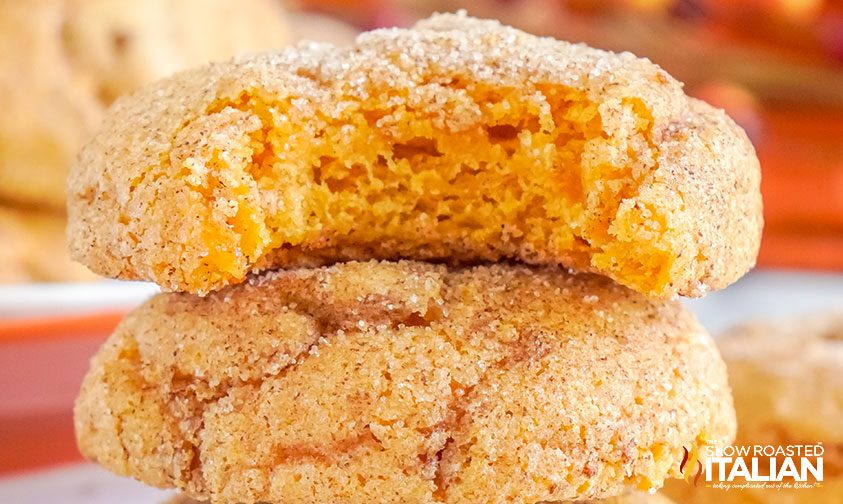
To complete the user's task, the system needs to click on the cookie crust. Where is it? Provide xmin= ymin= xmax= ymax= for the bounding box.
xmin=163 ymin=490 xmax=676 ymax=504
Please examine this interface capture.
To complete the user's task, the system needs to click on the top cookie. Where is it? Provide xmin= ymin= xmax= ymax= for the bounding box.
xmin=67 ymin=12 xmax=762 ymax=296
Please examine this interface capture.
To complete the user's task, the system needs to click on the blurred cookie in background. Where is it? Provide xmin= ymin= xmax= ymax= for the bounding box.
xmin=0 ymin=0 xmax=100 ymax=211
xmin=0 ymin=205 xmax=94 ymax=283
xmin=0 ymin=0 xmax=293 ymax=285
xmin=0 ymin=0 xmax=292 ymax=210
xmin=663 ymin=311 xmax=843 ymax=503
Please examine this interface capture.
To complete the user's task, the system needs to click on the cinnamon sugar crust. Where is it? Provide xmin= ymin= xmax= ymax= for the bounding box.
xmin=164 ymin=490 xmax=676 ymax=504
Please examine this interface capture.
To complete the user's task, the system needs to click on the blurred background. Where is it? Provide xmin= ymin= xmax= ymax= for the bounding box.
xmin=0 ymin=1 xmax=840 ymax=503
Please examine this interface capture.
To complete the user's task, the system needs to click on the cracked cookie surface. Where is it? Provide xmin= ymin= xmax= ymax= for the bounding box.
xmin=75 ymin=260 xmax=734 ymax=504
xmin=67 ymin=12 xmax=762 ymax=297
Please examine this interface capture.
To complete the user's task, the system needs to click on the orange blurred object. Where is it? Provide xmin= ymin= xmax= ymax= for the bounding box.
xmin=756 ymin=103 xmax=843 ymax=270
xmin=689 ymin=80 xmax=843 ymax=272
xmin=691 ymin=80 xmax=764 ymax=142
xmin=760 ymin=230 xmax=843 ymax=270
xmin=0 ymin=312 xmax=124 ymax=474
xmin=0 ymin=312 xmax=125 ymax=344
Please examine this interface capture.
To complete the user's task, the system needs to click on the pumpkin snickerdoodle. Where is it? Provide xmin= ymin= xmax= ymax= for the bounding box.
xmin=76 ymin=261 xmax=734 ymax=504
xmin=163 ymin=490 xmax=677 ymax=503
xmin=0 ymin=205 xmax=94 ymax=283
xmin=67 ymin=13 xmax=762 ymax=297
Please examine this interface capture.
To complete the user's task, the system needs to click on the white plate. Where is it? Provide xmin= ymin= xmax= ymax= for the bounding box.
xmin=0 ymin=464 xmax=173 ymax=504
xmin=683 ymin=268 xmax=843 ymax=333
xmin=0 ymin=281 xmax=159 ymax=318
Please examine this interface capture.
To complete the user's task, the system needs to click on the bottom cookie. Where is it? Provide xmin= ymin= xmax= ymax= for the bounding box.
xmin=76 ymin=261 xmax=735 ymax=503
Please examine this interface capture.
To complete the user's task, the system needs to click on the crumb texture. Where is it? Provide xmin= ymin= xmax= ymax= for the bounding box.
xmin=67 ymin=12 xmax=762 ymax=296
xmin=75 ymin=261 xmax=735 ymax=504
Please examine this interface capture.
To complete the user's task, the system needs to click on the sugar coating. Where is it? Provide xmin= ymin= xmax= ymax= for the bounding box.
xmin=0 ymin=0 xmax=290 ymax=208
xmin=664 ymin=311 xmax=843 ymax=503
xmin=67 ymin=12 xmax=762 ymax=297
xmin=75 ymin=260 xmax=735 ymax=504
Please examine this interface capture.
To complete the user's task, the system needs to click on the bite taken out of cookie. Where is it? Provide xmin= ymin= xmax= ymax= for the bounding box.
xmin=68 ymin=12 xmax=762 ymax=297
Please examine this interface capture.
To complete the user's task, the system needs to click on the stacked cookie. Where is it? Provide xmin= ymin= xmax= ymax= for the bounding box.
xmin=71 ymin=13 xmax=762 ymax=504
